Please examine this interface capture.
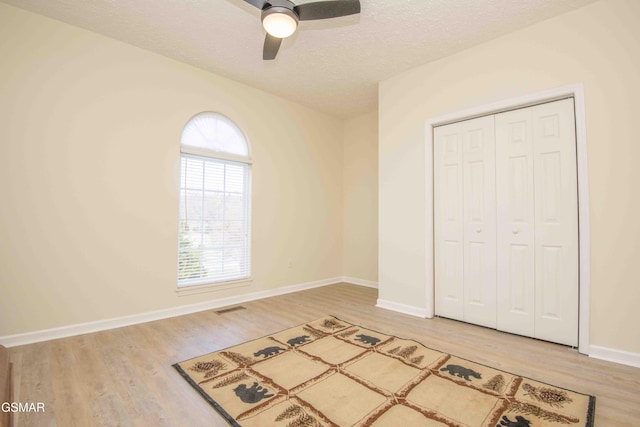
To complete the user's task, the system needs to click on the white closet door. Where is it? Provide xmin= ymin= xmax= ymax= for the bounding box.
xmin=462 ymin=116 xmax=497 ymax=328
xmin=436 ymin=99 xmax=578 ymax=346
xmin=495 ymin=108 xmax=536 ymax=338
xmin=435 ymin=116 xmax=496 ymax=326
xmin=532 ymin=99 xmax=579 ymax=346
xmin=434 ymin=122 xmax=464 ymax=321
xmin=495 ymin=99 xmax=579 ymax=346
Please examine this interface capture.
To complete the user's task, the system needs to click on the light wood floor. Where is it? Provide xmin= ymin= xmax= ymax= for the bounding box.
xmin=7 ymin=283 xmax=640 ymax=426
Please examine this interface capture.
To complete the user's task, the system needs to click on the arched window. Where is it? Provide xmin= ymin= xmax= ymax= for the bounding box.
xmin=177 ymin=112 xmax=251 ymax=288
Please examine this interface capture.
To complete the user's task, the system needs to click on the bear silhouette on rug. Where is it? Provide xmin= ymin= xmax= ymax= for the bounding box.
xmin=254 ymin=346 xmax=285 ymax=358
xmin=497 ymin=415 xmax=531 ymax=427
xmin=440 ymin=364 xmax=482 ymax=380
xmin=233 ymin=382 xmax=274 ymax=404
xmin=355 ymin=334 xmax=380 ymax=345
xmin=287 ymin=335 xmax=310 ymax=347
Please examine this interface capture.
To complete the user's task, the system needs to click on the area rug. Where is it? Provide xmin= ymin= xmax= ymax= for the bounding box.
xmin=173 ymin=315 xmax=595 ymax=427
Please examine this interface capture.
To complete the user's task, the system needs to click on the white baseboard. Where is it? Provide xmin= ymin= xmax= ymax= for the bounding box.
xmin=0 ymin=276 xmax=350 ymax=348
xmin=375 ymin=298 xmax=429 ymax=318
xmin=342 ymin=276 xmax=378 ymax=289
xmin=589 ymin=345 xmax=640 ymax=369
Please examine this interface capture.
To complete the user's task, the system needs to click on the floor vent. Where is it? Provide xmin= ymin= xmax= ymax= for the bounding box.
xmin=215 ymin=306 xmax=246 ymax=315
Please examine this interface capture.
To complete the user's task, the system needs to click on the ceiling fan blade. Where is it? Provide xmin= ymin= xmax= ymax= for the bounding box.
xmin=263 ymin=33 xmax=283 ymax=60
xmin=293 ymin=0 xmax=360 ymax=21
xmin=243 ymin=0 xmax=269 ymax=10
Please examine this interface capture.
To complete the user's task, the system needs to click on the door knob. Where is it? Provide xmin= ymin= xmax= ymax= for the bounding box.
xmin=512 ymin=229 xmax=520 ymax=234
xmin=476 ymin=228 xmax=482 ymax=233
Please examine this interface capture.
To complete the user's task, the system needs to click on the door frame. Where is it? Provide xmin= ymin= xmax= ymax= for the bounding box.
xmin=424 ymin=84 xmax=591 ymax=354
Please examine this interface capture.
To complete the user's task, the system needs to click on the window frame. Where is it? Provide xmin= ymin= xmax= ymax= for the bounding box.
xmin=176 ymin=112 xmax=252 ymax=293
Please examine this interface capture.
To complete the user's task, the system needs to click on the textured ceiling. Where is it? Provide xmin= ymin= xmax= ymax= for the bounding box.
xmin=1 ymin=0 xmax=596 ymax=118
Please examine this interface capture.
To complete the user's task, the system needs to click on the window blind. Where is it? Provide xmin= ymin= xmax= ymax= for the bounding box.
xmin=178 ymin=154 xmax=250 ymax=285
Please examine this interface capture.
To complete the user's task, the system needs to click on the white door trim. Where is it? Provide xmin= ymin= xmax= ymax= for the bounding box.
xmin=425 ymin=84 xmax=591 ymax=354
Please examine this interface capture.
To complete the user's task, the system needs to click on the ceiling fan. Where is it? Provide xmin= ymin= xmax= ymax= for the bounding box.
xmin=243 ymin=0 xmax=361 ymax=60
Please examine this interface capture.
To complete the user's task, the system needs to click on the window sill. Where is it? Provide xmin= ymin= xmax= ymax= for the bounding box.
xmin=176 ymin=277 xmax=252 ymax=296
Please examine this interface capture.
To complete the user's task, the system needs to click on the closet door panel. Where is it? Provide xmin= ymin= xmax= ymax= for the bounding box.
xmin=434 ymin=123 xmax=464 ymax=321
xmin=532 ymin=99 xmax=579 ymax=346
xmin=495 ymin=109 xmax=536 ymax=337
xmin=462 ymin=116 xmax=497 ymax=328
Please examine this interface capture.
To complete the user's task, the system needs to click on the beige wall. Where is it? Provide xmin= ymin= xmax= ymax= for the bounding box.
xmin=343 ymin=111 xmax=378 ymax=283
xmin=0 ymin=3 xmax=346 ymax=336
xmin=379 ymin=0 xmax=640 ymax=354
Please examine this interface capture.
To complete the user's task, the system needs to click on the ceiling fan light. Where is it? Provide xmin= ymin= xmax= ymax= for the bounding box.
xmin=262 ymin=7 xmax=298 ymax=38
